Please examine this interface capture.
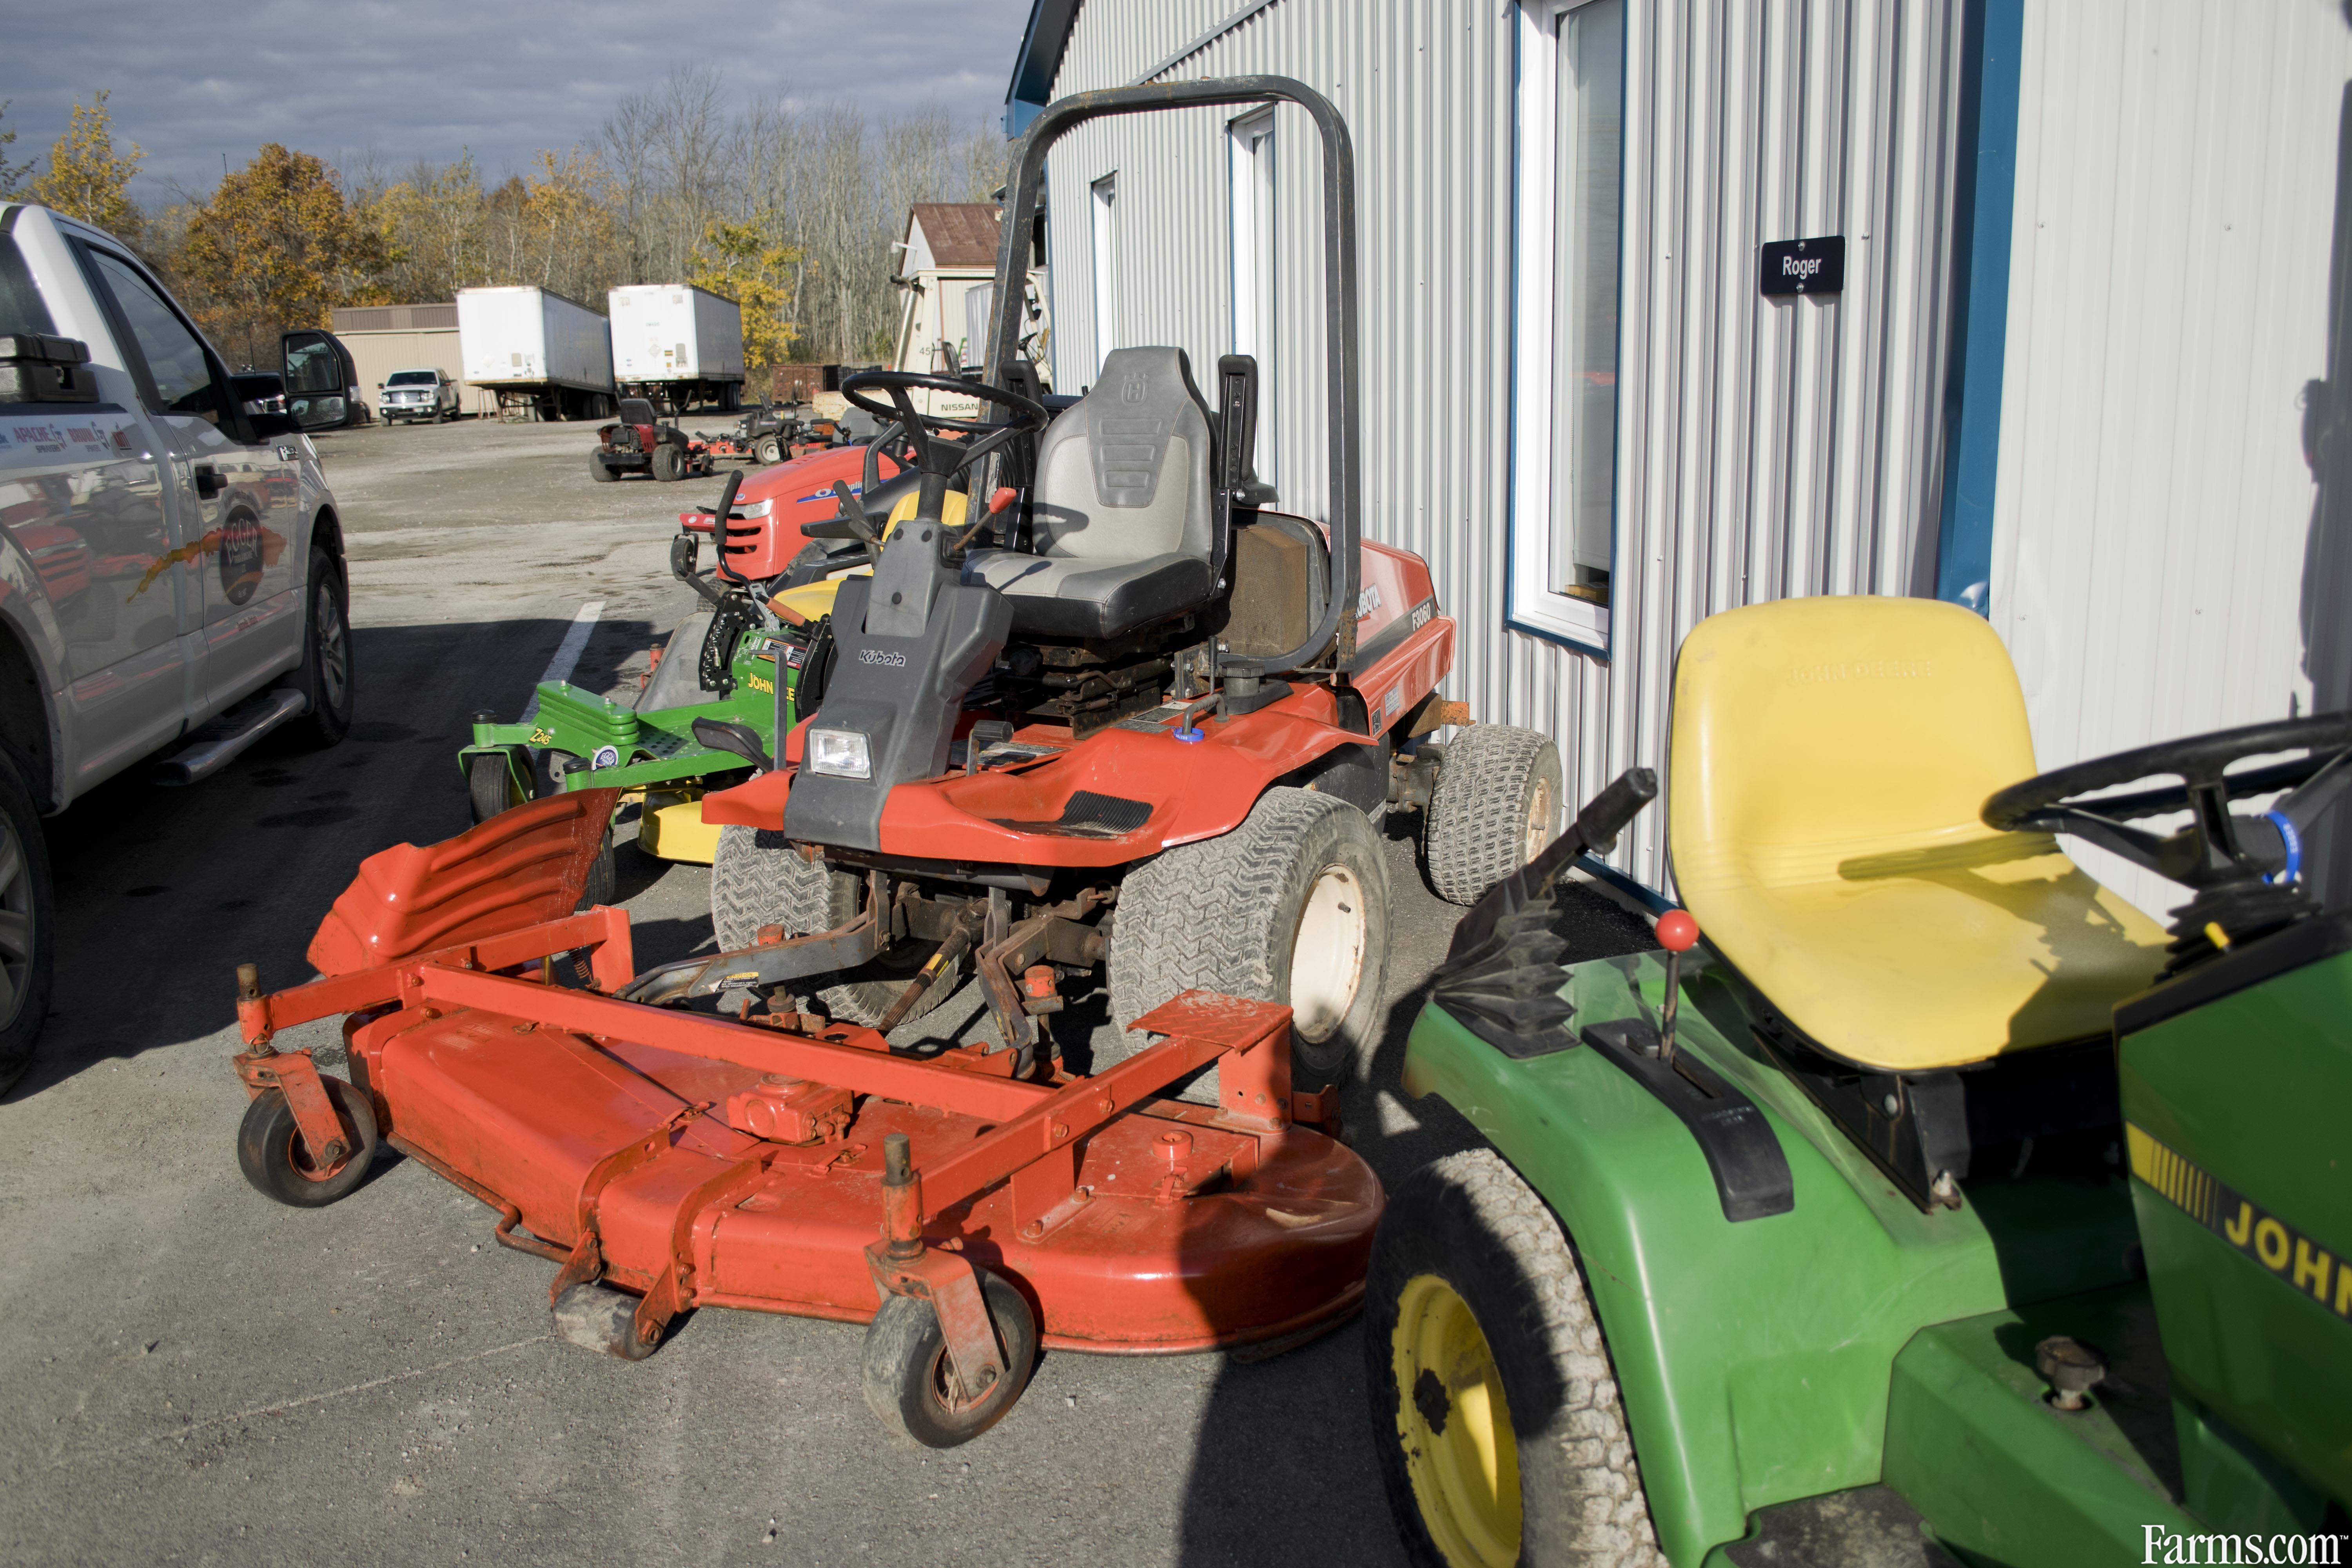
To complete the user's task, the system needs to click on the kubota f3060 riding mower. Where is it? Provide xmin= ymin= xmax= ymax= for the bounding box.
xmin=1367 ymin=595 xmax=2351 ymax=1566
xmin=229 ymin=78 xmax=1545 ymax=1449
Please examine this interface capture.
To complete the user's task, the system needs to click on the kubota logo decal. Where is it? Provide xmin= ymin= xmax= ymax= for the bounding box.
xmin=858 ymin=648 xmax=906 ymax=667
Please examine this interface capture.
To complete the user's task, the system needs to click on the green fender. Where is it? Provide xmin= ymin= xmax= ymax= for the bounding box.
xmin=1398 ymin=950 xmax=2137 ymax=1566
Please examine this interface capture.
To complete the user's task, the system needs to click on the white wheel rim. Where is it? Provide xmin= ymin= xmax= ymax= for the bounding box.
xmin=1290 ymin=863 xmax=1368 ymax=1042
xmin=1524 ymin=776 xmax=1555 ymax=864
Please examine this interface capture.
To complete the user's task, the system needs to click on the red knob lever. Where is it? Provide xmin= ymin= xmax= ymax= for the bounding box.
xmin=1656 ymin=910 xmax=1700 ymax=953
xmin=988 ymin=485 xmax=1018 ymax=515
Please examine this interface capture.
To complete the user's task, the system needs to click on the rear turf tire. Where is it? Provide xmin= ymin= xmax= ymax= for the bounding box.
xmin=861 ymin=1270 xmax=1036 ymax=1448
xmin=650 ymin=443 xmax=684 ymax=482
xmin=1423 ymin=725 xmax=1563 ymax=906
xmin=1108 ymin=786 xmax=1388 ymax=1095
xmin=710 ymin=825 xmax=957 ymax=1026
xmin=589 ymin=453 xmax=617 ymax=482
xmin=0 ymin=748 xmax=54 ymax=1096
xmin=1367 ymin=1151 xmax=1664 ymax=1568
xmin=753 ymin=435 xmax=782 ymax=465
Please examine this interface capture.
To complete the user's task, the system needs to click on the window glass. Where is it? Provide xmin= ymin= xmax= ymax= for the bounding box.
xmin=387 ymin=370 xmax=436 ymax=386
xmin=88 ymin=249 xmax=218 ymax=420
xmin=284 ymin=335 xmax=343 ymax=394
xmin=1550 ymin=0 xmax=1623 ymax=606
xmin=0 ymin=235 xmax=57 ymax=336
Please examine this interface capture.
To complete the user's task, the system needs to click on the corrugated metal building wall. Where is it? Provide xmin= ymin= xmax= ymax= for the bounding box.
xmin=1989 ymin=0 xmax=2352 ymax=915
xmin=1043 ymin=0 xmax=1967 ymax=891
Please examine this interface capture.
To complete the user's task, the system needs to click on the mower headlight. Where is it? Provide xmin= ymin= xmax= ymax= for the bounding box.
xmin=807 ymin=728 xmax=872 ymax=779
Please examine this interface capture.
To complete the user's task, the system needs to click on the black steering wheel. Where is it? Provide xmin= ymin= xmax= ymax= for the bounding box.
xmin=1982 ymin=713 xmax=2352 ymax=928
xmin=840 ymin=370 xmax=1049 ymax=477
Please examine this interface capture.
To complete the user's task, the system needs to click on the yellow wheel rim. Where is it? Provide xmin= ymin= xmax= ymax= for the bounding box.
xmin=1391 ymin=1273 xmax=1521 ymax=1568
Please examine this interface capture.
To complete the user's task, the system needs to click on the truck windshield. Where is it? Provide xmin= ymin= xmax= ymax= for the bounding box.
xmin=387 ymin=371 xmax=436 ymax=386
xmin=0 ymin=234 xmax=57 ymax=336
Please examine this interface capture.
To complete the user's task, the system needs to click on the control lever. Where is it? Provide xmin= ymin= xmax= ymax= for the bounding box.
xmin=1654 ymin=911 xmax=1699 ymax=1067
xmin=949 ymin=486 xmax=1020 ymax=555
xmin=690 ymin=718 xmax=773 ymax=773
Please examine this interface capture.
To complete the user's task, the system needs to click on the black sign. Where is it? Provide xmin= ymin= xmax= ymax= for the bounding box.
xmin=1760 ymin=236 xmax=1845 ymax=297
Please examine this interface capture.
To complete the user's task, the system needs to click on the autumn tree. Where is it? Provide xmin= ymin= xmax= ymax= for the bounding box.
xmin=0 ymin=101 xmax=33 ymax=197
xmin=688 ymin=218 xmax=802 ymax=372
xmin=178 ymin=143 xmax=382 ymax=365
xmin=29 ymin=91 xmax=142 ymax=237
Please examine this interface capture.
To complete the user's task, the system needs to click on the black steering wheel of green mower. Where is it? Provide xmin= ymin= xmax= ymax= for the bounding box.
xmin=840 ymin=370 xmax=1049 ymax=479
xmin=1981 ymin=713 xmax=2352 ymax=893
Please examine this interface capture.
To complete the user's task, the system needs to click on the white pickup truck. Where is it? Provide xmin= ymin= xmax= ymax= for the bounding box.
xmin=0 ymin=202 xmax=358 ymax=1089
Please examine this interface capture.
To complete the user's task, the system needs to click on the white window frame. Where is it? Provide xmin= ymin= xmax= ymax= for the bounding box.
xmin=1510 ymin=0 xmax=1624 ymax=653
xmin=1229 ymin=109 xmax=1276 ymax=484
xmin=1090 ymin=173 xmax=1119 ymax=380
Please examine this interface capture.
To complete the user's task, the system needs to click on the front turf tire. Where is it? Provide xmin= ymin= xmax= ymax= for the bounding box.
xmin=1109 ymin=786 xmax=1389 ymax=1093
xmin=1423 ymin=725 xmax=1563 ymax=906
xmin=1367 ymin=1151 xmax=1664 ymax=1568
xmin=710 ymin=825 xmax=957 ymax=1026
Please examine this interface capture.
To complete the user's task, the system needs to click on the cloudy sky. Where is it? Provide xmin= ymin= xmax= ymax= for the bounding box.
xmin=1 ymin=0 xmax=1034 ymax=202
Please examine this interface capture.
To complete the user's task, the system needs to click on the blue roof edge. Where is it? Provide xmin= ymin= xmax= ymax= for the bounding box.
xmin=1003 ymin=0 xmax=1082 ymax=138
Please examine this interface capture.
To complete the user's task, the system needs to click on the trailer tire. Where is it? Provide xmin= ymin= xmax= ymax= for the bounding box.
xmin=862 ymin=1270 xmax=1036 ymax=1448
xmin=1424 ymin=724 xmax=1563 ymax=906
xmin=1366 ymin=1150 xmax=1664 ymax=1568
xmin=1109 ymin=786 xmax=1388 ymax=1096
xmin=237 ymin=1076 xmax=379 ymax=1209
xmin=0 ymin=746 xmax=54 ymax=1096
xmin=589 ymin=453 xmax=617 ymax=482
xmin=710 ymin=825 xmax=958 ymax=1026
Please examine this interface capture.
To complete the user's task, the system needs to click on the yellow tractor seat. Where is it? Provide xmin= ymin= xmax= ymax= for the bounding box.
xmin=1668 ymin=597 xmax=2168 ymax=1074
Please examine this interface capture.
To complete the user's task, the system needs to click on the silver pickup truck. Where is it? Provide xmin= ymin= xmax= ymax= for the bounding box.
xmin=0 ymin=202 xmax=357 ymax=1089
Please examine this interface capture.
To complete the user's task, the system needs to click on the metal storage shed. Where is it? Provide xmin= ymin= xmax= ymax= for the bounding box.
xmin=1006 ymin=0 xmax=2352 ymax=915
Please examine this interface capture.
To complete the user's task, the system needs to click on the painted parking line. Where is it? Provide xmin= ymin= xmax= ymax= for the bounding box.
xmin=519 ymin=599 xmax=606 ymax=723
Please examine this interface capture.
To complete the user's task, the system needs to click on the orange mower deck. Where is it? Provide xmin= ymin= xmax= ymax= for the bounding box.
xmin=230 ymin=792 xmax=1380 ymax=1439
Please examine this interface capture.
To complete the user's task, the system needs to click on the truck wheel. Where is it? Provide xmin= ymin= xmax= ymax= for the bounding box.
xmin=1366 ymin=1151 xmax=1664 ymax=1568
xmin=1423 ymin=725 xmax=1563 ymax=906
xmin=753 ymin=435 xmax=782 ymax=465
xmin=862 ymin=1269 xmax=1036 ymax=1448
xmin=650 ymin=443 xmax=683 ymax=482
xmin=589 ymin=453 xmax=617 ymax=483
xmin=287 ymin=546 xmax=354 ymax=748
xmin=0 ymin=748 xmax=54 ymax=1096
xmin=236 ymin=1076 xmax=379 ymax=1209
xmin=710 ymin=825 xmax=958 ymax=1026
xmin=1109 ymin=786 xmax=1389 ymax=1095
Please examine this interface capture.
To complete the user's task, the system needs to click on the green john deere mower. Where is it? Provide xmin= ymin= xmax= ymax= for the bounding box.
xmin=1368 ymin=595 xmax=2350 ymax=1567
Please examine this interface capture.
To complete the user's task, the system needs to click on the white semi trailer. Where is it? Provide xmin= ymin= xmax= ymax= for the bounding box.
xmin=609 ymin=284 xmax=746 ymax=414
xmin=456 ymin=286 xmax=615 ymax=421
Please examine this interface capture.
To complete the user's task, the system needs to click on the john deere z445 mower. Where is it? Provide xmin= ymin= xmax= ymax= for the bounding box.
xmin=457 ymin=432 xmax=918 ymax=875
xmin=1367 ymin=595 xmax=2351 ymax=1566
xmin=229 ymin=78 xmax=1559 ymax=1448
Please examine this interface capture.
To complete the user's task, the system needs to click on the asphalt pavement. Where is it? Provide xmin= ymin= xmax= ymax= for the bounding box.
xmin=0 ymin=412 xmax=1654 ymax=1566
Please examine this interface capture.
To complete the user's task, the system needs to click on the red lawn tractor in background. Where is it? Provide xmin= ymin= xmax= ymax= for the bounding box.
xmin=591 ymin=396 xmax=711 ymax=483
xmin=228 ymin=77 xmax=1564 ymax=1449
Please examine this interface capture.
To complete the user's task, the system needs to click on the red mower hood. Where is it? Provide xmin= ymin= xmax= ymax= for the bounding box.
xmin=679 ymin=445 xmax=903 ymax=539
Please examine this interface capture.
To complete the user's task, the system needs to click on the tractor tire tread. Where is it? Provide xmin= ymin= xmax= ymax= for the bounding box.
xmin=710 ymin=825 xmax=955 ymax=1026
xmin=1368 ymin=1150 xmax=1664 ymax=1568
xmin=1108 ymin=786 xmax=1387 ymax=1093
xmin=1424 ymin=724 xmax=1563 ymax=905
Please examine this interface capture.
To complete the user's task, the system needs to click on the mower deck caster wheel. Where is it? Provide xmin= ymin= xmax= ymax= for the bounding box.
xmin=237 ymin=1077 xmax=378 ymax=1208
xmin=862 ymin=1270 xmax=1037 ymax=1448
xmin=552 ymin=1283 xmax=663 ymax=1361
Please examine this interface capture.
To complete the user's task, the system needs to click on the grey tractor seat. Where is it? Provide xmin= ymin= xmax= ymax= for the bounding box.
xmin=962 ymin=345 xmax=1218 ymax=641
